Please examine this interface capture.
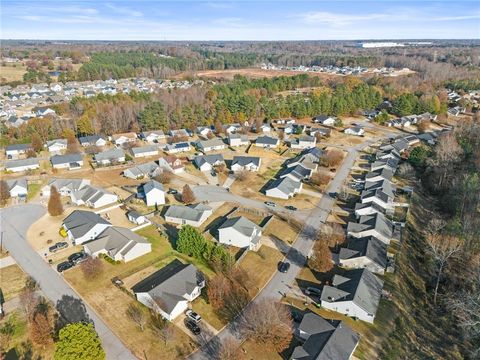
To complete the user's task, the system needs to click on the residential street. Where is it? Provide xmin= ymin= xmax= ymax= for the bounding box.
xmin=0 ymin=205 xmax=137 ymax=360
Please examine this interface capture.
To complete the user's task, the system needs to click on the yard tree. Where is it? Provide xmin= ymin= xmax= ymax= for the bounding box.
xmin=66 ymin=132 xmax=81 ymax=154
xmin=0 ymin=317 xmax=15 ymax=351
xmin=308 ymin=240 xmax=334 ymax=273
xmin=207 ymin=273 xmax=231 ymax=309
xmin=80 ymin=257 xmax=104 ymax=280
xmin=154 ymin=170 xmax=173 ymax=184
xmin=31 ymin=133 xmax=43 ymax=153
xmin=322 ymin=149 xmax=343 ymax=167
xmin=176 ymin=225 xmax=206 ymax=258
xmin=239 ymin=299 xmax=293 ymax=352
xmin=0 ymin=180 xmax=10 ymax=206
xmin=408 ymin=146 xmax=431 ymax=168
xmin=181 ymin=184 xmax=196 ymax=204
xmin=126 ymin=303 xmax=147 ymax=331
xmin=48 ymin=186 xmax=64 ymax=216
xmin=30 ymin=311 xmax=54 ymax=346
xmin=54 ymin=322 xmax=105 ymax=360
xmin=310 ymin=172 xmax=330 ymax=187
xmin=216 ymin=336 xmax=243 ymax=360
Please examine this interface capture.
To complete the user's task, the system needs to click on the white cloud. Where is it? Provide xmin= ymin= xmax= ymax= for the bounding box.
xmin=105 ymin=3 xmax=143 ymax=17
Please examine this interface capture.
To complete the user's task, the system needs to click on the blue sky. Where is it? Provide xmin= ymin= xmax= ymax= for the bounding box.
xmin=1 ymin=1 xmax=479 ymax=40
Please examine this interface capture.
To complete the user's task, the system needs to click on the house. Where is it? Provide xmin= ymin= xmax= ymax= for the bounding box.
xmin=123 ymin=162 xmax=161 ymax=180
xmin=401 ymin=134 xmax=420 ymax=146
xmin=132 ymin=259 xmax=205 ymax=321
xmin=370 ymin=158 xmax=399 ymax=173
xmin=223 ymin=123 xmax=241 ymax=134
xmin=290 ymin=136 xmax=317 ymax=150
xmin=193 ymin=154 xmax=224 ymax=172
xmin=5 ymin=158 xmax=40 ymax=173
xmin=265 ymin=177 xmax=302 ymax=199
xmin=347 ymin=213 xmax=394 ymax=245
xmin=5 ymin=143 xmax=32 ymax=159
xmin=141 ymin=130 xmax=165 ymax=143
xmin=45 ymin=139 xmax=67 ymax=154
xmin=62 ymin=210 xmax=112 ymax=245
xmin=6 ymin=178 xmax=28 ymax=198
xmin=313 ymin=115 xmax=336 ymax=126
xmin=280 ymin=164 xmax=313 ymax=182
xmin=78 ymin=135 xmax=107 ymax=148
xmin=127 ymin=211 xmax=147 ymax=225
xmin=165 ymin=142 xmax=191 ymax=154
xmin=254 ymin=136 xmax=280 ymax=149
xmin=379 ymin=139 xmax=409 ymax=154
xmin=338 ymin=236 xmax=388 ymax=275
xmin=41 ymin=178 xmax=90 ymax=197
xmin=164 ymin=204 xmax=213 ymax=227
xmin=35 ymin=107 xmax=56 ymax=117
xmin=231 ymin=156 xmax=261 ymax=172
xmin=360 ymin=186 xmax=395 ymax=211
xmin=50 ymin=153 xmax=84 ymax=170
xmin=375 ymin=149 xmax=401 ymax=161
xmin=141 ymin=180 xmax=165 ymax=207
xmin=253 ymin=123 xmax=271 ymax=133
xmin=287 ymin=147 xmax=324 ymax=170
xmin=417 ymin=133 xmax=437 ymax=145
xmin=365 ymin=168 xmax=394 ymax=183
xmin=71 ymin=185 xmax=119 ymax=209
xmin=321 ymin=268 xmax=383 ymax=323
xmin=83 ymin=226 xmax=152 ymax=262
xmin=112 ymin=132 xmax=137 ymax=146
xmin=354 ymin=201 xmax=386 ymax=218
xmin=196 ymin=126 xmax=212 ymax=138
xmin=292 ymin=313 xmax=359 ymax=360
xmin=218 ymin=216 xmax=262 ymax=251
xmin=94 ymin=149 xmax=126 ymax=165
xmin=228 ymin=133 xmax=249 ymax=147
xmin=448 ymin=106 xmax=465 ymax=117
xmin=168 ymin=129 xmax=190 ymax=138
xmin=344 ymin=126 xmax=365 ymax=136
xmin=196 ymin=138 xmax=226 ymax=153
xmin=131 ymin=145 xmax=159 ymax=158
xmin=309 ymin=127 xmax=331 ymax=137
xmin=158 ymin=155 xmax=184 ymax=173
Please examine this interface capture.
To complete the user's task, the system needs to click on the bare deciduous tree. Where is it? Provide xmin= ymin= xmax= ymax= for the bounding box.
xmin=309 ymin=240 xmax=334 ymax=273
xmin=182 ymin=184 xmax=196 ymax=204
xmin=80 ymin=257 xmax=104 ymax=280
xmin=126 ymin=303 xmax=147 ymax=331
xmin=216 ymin=336 xmax=243 ymax=360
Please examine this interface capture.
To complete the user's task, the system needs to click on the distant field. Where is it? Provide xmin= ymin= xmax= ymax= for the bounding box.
xmin=173 ymin=68 xmax=338 ymax=80
xmin=0 ymin=63 xmax=27 ymax=82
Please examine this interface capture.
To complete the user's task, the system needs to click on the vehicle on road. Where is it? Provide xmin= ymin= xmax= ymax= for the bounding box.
xmin=49 ymin=241 xmax=68 ymax=253
xmin=264 ymin=201 xmax=276 ymax=207
xmin=285 ymin=205 xmax=297 ymax=211
xmin=57 ymin=261 xmax=74 ymax=273
xmin=305 ymin=286 xmax=322 ymax=296
xmin=185 ymin=319 xmax=201 ymax=335
xmin=329 ymin=192 xmax=338 ymax=198
xmin=278 ymin=261 xmax=291 ymax=273
xmin=68 ymin=251 xmax=88 ymax=265
xmin=167 ymin=188 xmax=178 ymax=195
xmin=186 ymin=309 xmax=201 ymax=323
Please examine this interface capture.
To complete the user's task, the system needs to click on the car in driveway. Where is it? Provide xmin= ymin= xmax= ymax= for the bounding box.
xmin=305 ymin=286 xmax=322 ymax=296
xmin=285 ymin=205 xmax=297 ymax=211
xmin=49 ymin=241 xmax=68 ymax=253
xmin=278 ymin=261 xmax=291 ymax=273
xmin=167 ymin=188 xmax=178 ymax=195
xmin=68 ymin=251 xmax=88 ymax=265
xmin=57 ymin=261 xmax=74 ymax=273
xmin=264 ymin=201 xmax=276 ymax=207
xmin=210 ymin=170 xmax=217 ymax=177
xmin=185 ymin=309 xmax=201 ymax=323
xmin=185 ymin=319 xmax=201 ymax=335
xmin=329 ymin=192 xmax=338 ymax=198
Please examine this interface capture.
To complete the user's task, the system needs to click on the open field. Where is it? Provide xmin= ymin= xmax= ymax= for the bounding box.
xmin=0 ymin=63 xmax=27 ymax=82
xmin=0 ymin=265 xmax=27 ymax=301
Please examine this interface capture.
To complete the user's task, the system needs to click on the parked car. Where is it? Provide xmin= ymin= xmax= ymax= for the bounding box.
xmin=167 ymin=188 xmax=178 ymax=195
xmin=49 ymin=241 xmax=68 ymax=253
xmin=264 ymin=201 xmax=276 ymax=207
xmin=278 ymin=261 xmax=291 ymax=273
xmin=111 ymin=277 xmax=124 ymax=287
xmin=185 ymin=309 xmax=201 ymax=323
xmin=211 ymin=170 xmax=217 ymax=177
xmin=68 ymin=252 xmax=88 ymax=265
xmin=329 ymin=192 xmax=338 ymax=198
xmin=185 ymin=319 xmax=201 ymax=335
xmin=57 ymin=261 xmax=74 ymax=273
xmin=285 ymin=205 xmax=297 ymax=211
xmin=305 ymin=286 xmax=322 ymax=296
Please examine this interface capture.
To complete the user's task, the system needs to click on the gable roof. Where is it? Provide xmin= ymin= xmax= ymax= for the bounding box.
xmin=6 ymin=177 xmax=27 ymax=191
xmin=5 ymin=143 xmax=32 ymax=152
xmin=339 ymin=236 xmax=388 ymax=269
xmin=94 ymin=148 xmax=125 ymax=162
xmin=347 ymin=213 xmax=393 ymax=240
xmin=143 ymin=179 xmax=164 ymax=194
xmin=47 ymin=178 xmax=89 ymax=193
xmin=164 ymin=203 xmax=212 ymax=222
xmin=280 ymin=164 xmax=313 ymax=181
xmin=256 ymin=135 xmax=279 ymax=145
xmin=124 ymin=161 xmax=159 ymax=178
xmin=218 ymin=216 xmax=260 ymax=238
xmin=193 ymin=154 xmax=224 ymax=168
xmin=5 ymin=157 xmax=39 ymax=169
xmin=63 ymin=210 xmax=111 ymax=238
xmin=196 ymin=138 xmax=225 ymax=149
xmin=78 ymin=135 xmax=105 ymax=145
xmin=50 ymin=153 xmax=83 ymax=165
xmin=266 ymin=177 xmax=302 ymax=196
xmin=232 ymin=156 xmax=260 ymax=167
xmin=131 ymin=145 xmax=158 ymax=155
xmin=365 ymin=168 xmax=394 ymax=182
xmin=84 ymin=226 xmax=149 ymax=258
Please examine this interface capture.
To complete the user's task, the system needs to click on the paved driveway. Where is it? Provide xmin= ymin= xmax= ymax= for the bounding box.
xmin=0 ymin=204 xmax=137 ymax=360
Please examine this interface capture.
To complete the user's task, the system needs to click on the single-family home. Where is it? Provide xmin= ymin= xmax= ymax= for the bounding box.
xmin=365 ymin=168 xmax=394 ymax=183
xmin=62 ymin=210 xmax=112 ymax=245
xmin=280 ymin=164 xmax=313 ymax=182
xmin=347 ymin=213 xmax=394 ymax=245
xmin=45 ymin=139 xmax=67 ymax=154
xmin=231 ymin=156 xmax=261 ymax=172
xmin=141 ymin=180 xmax=165 ymax=207
xmin=228 ymin=133 xmax=249 ymax=147
xmin=71 ymin=185 xmax=118 ymax=209
xmin=123 ymin=162 xmax=161 ymax=180
xmin=94 ymin=148 xmax=126 ymax=166
xmin=131 ymin=145 xmax=159 ymax=158
xmin=360 ymin=187 xmax=395 ymax=212
xmin=196 ymin=126 xmax=212 ymax=138
xmin=165 ymin=142 xmax=191 ymax=154
xmin=253 ymin=124 xmax=271 ymax=133
xmin=254 ymin=136 xmax=280 ymax=149
xmin=292 ymin=313 xmax=360 ymax=360
xmin=193 ymin=154 xmax=224 ymax=172
xmin=5 ymin=143 xmax=32 ymax=159
xmin=83 ymin=226 xmax=152 ymax=262
xmin=354 ymin=201 xmax=386 ymax=218
xmin=164 ymin=203 xmax=213 ymax=227
xmin=313 ymin=115 xmax=336 ymax=126
xmin=132 ymin=259 xmax=205 ymax=321
xmin=196 ymin=138 xmax=226 ymax=153
xmin=290 ymin=136 xmax=317 ymax=150
xmin=41 ymin=178 xmax=91 ymax=197
xmin=223 ymin=123 xmax=241 ymax=134
xmin=287 ymin=147 xmax=324 ymax=170
xmin=5 ymin=178 xmax=28 ymax=198
xmin=218 ymin=216 xmax=262 ymax=251
xmin=370 ymin=158 xmax=399 ymax=173
xmin=5 ymin=158 xmax=40 ymax=173
xmin=50 ymin=153 xmax=84 ymax=170
xmin=112 ymin=132 xmax=137 ymax=146
xmin=344 ymin=126 xmax=365 ymax=136
xmin=78 ymin=135 xmax=107 ymax=148
xmin=338 ymin=236 xmax=388 ymax=275
xmin=127 ymin=211 xmax=147 ymax=225
xmin=265 ymin=177 xmax=302 ymax=199
xmin=35 ymin=107 xmax=56 ymax=117
xmin=158 ymin=155 xmax=184 ymax=174
xmin=141 ymin=130 xmax=165 ymax=143
xmin=320 ymin=268 xmax=383 ymax=323
xmin=375 ymin=149 xmax=401 ymax=161
xmin=309 ymin=127 xmax=331 ymax=137
xmin=168 ymin=129 xmax=190 ymax=138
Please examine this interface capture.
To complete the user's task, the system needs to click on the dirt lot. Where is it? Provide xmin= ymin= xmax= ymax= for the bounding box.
xmin=0 ymin=264 xmax=27 ymax=301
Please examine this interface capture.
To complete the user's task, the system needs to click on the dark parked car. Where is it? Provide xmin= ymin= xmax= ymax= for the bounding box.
xmin=57 ymin=261 xmax=74 ymax=273
xmin=49 ymin=241 xmax=68 ymax=253
xmin=329 ymin=192 xmax=338 ymax=198
xmin=264 ymin=201 xmax=276 ymax=207
xmin=305 ymin=286 xmax=322 ymax=296
xmin=167 ymin=188 xmax=178 ymax=195
xmin=68 ymin=252 xmax=88 ymax=265
xmin=278 ymin=261 xmax=291 ymax=273
xmin=285 ymin=205 xmax=297 ymax=211
xmin=185 ymin=319 xmax=201 ymax=335
xmin=211 ymin=170 xmax=217 ymax=177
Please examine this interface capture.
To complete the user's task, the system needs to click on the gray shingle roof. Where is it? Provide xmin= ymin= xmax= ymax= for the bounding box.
xmin=94 ymin=148 xmax=125 ymax=162
xmin=196 ymin=138 xmax=225 ymax=150
xmin=6 ymin=177 xmax=27 ymax=191
xmin=84 ymin=226 xmax=149 ymax=258
xmin=232 ymin=156 xmax=260 ymax=167
xmin=347 ymin=213 xmax=393 ymax=240
xmin=339 ymin=236 xmax=388 ymax=269
xmin=50 ymin=153 xmax=83 ymax=165
xmin=164 ymin=203 xmax=212 ymax=222
xmin=143 ymin=179 xmax=164 ymax=194
xmin=62 ymin=210 xmax=111 ymax=238
xmin=256 ymin=135 xmax=279 ymax=145
xmin=131 ymin=145 xmax=158 ymax=155
xmin=266 ymin=177 xmax=301 ymax=196
xmin=218 ymin=216 xmax=260 ymax=238
xmin=193 ymin=154 xmax=224 ymax=168
xmin=280 ymin=164 xmax=312 ymax=181
xmin=6 ymin=143 xmax=32 ymax=152
xmin=5 ymin=157 xmax=39 ymax=169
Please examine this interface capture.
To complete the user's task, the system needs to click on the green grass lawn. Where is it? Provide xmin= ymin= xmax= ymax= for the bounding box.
xmin=27 ymin=182 xmax=43 ymax=201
